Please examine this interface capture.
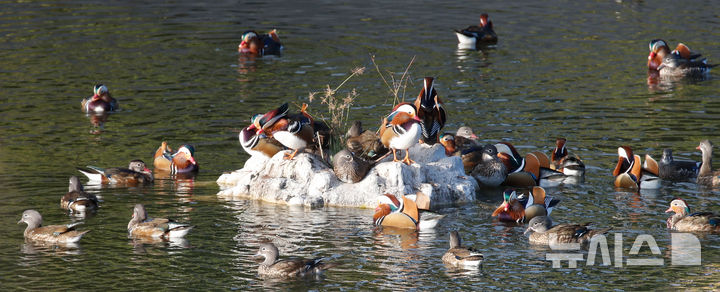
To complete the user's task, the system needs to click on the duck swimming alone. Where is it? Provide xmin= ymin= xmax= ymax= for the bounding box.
xmin=81 ymin=84 xmax=118 ymax=114
xmin=127 ymin=204 xmax=193 ymax=240
xmin=77 ymin=160 xmax=153 ymax=185
xmin=60 ymin=176 xmax=99 ymax=213
xmin=255 ymin=242 xmax=337 ymax=278
xmin=524 ymin=216 xmax=612 ymax=246
xmin=696 ymin=139 xmax=720 ymax=187
xmin=442 ymin=231 xmax=484 ymax=268
xmin=666 ymin=198 xmax=720 ymax=232
xmin=238 ymin=29 xmax=283 ymax=56
xmin=454 ymin=13 xmax=498 ymax=47
xmin=18 ymin=210 xmax=90 ymax=244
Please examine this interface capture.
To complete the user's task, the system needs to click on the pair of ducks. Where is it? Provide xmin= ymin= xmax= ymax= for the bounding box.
xmin=647 ymin=39 xmax=715 ymax=78
xmin=254 ymin=230 xmax=483 ymax=278
xmin=19 ymin=204 xmax=193 ymax=244
xmin=76 ymin=142 xmax=198 ymax=187
xmin=442 ymin=137 xmax=584 ymax=188
xmin=613 ymin=139 xmax=720 ymax=189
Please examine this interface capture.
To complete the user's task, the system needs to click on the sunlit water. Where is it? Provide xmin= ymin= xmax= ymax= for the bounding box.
xmin=1 ymin=0 xmax=719 ymax=290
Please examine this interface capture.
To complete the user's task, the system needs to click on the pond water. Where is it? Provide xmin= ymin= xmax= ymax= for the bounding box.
xmin=1 ymin=0 xmax=719 ymax=290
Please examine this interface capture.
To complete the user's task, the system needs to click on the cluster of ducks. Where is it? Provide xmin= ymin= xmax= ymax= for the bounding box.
xmin=19 ymin=87 xmax=201 ymax=245
xmin=19 ymin=14 xmax=719 ymax=279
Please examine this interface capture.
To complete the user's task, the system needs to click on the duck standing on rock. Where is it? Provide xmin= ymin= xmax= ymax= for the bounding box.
xmin=255 ymin=242 xmax=337 ymax=278
xmin=18 ymin=210 xmax=90 ymax=244
xmin=379 ymin=103 xmax=423 ymax=165
xmin=332 ymin=149 xmax=371 ymax=183
xmin=238 ymin=29 xmax=283 ymax=56
xmin=413 ymin=77 xmax=446 ymax=144
xmin=81 ymin=84 xmax=118 ymax=114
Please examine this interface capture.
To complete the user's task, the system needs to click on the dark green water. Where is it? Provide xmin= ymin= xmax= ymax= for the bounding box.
xmin=1 ymin=0 xmax=719 ymax=290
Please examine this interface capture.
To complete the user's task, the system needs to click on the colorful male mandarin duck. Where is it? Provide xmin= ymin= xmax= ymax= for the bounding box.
xmin=469 ymin=144 xmax=507 ymax=187
xmin=413 ymin=77 xmax=446 ymax=144
xmin=647 ymin=39 xmax=715 ymax=78
xmin=60 ymin=176 xmax=99 ymax=213
xmin=379 ymin=103 xmax=423 ymax=165
xmin=77 ymin=159 xmax=153 ymax=185
xmin=81 ymin=84 xmax=118 ymax=114
xmin=332 ymin=149 xmax=372 ymax=183
xmin=253 ymin=103 xmax=290 ymax=133
xmin=345 ymin=121 xmax=388 ymax=161
xmin=643 ymin=148 xmax=699 ymax=181
xmin=612 ymin=146 xmax=660 ymax=189
xmin=494 ymin=142 xmax=553 ymax=187
xmin=696 ymin=139 xmax=720 ymax=187
xmin=442 ymin=231 xmax=484 ymax=268
xmin=154 ymin=143 xmax=199 ymax=173
xmin=265 ymin=115 xmax=315 ymax=160
xmin=454 ymin=13 xmax=498 ymax=46
xmin=18 ymin=210 xmax=90 ymax=244
xmin=666 ymin=198 xmax=720 ymax=232
xmin=238 ymin=29 xmax=283 ymax=56
xmin=373 ymin=194 xmax=420 ymax=229
xmin=549 ymin=138 xmax=585 ymax=176
xmin=127 ymin=204 xmax=193 ymax=240
xmin=439 ymin=133 xmax=457 ymax=156
xmin=255 ymin=242 xmax=338 ymax=278
xmin=240 ymin=124 xmax=283 ymax=159
xmin=491 ymin=187 xmax=559 ymax=223
xmin=524 ymin=216 xmax=612 ymax=246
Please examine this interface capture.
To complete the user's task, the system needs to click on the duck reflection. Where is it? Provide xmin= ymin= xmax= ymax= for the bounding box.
xmin=130 ymin=237 xmax=191 ymax=254
xmin=154 ymin=171 xmax=197 ymax=197
xmin=86 ymin=113 xmax=110 ymax=135
xmin=455 ymin=45 xmax=494 ymax=64
xmin=20 ymin=240 xmax=82 ymax=255
xmin=372 ymin=226 xmax=419 ymax=250
xmin=237 ymin=54 xmax=258 ymax=79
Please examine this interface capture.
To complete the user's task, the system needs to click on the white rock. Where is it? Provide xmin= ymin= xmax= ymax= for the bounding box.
xmin=216 ymin=144 xmax=479 ymax=209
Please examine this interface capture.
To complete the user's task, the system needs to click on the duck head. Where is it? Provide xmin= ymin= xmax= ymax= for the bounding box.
xmin=524 ymin=216 xmax=552 ymax=235
xmin=128 ymin=159 xmax=152 ymax=174
xmin=491 ymin=189 xmax=517 ymax=217
xmin=254 ymin=103 xmax=290 ymax=134
xmin=439 ymin=133 xmax=456 ymax=156
xmin=648 ymin=39 xmax=670 ymax=71
xmin=449 ymin=231 xmax=462 ymax=249
xmin=69 ymin=176 xmax=83 ymax=193
xmin=256 ymin=242 xmax=280 ymax=265
xmin=552 ymin=138 xmax=568 ymax=163
xmin=479 ymin=13 xmax=492 ymax=29
xmin=665 ymin=198 xmax=690 ymax=216
xmin=18 ymin=210 xmax=43 ymax=229
xmin=660 ymin=148 xmax=673 ymax=164
xmin=176 ymin=145 xmax=197 ymax=165
xmin=456 ymin=126 xmax=478 ymax=140
xmin=239 ymin=30 xmax=262 ymax=55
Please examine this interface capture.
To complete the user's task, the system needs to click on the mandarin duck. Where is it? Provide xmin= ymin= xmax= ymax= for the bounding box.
xmin=696 ymin=139 xmax=720 ymax=187
xmin=413 ymin=77 xmax=446 ymax=144
xmin=666 ymin=198 xmax=720 ymax=232
xmin=612 ymin=146 xmax=660 ymax=189
xmin=643 ymin=148 xmax=699 ymax=181
xmin=240 ymin=124 xmax=284 ymax=159
xmin=438 ymin=133 xmax=457 ymax=156
xmin=332 ymin=149 xmax=371 ymax=183
xmin=81 ymin=84 xmax=118 ymax=114
xmin=491 ymin=187 xmax=559 ymax=223
xmin=454 ymin=13 xmax=498 ymax=47
xmin=77 ymin=159 xmax=153 ymax=185
xmin=469 ymin=144 xmax=507 ymax=187
xmin=379 ymin=103 xmax=423 ymax=165
xmin=373 ymin=194 xmax=443 ymax=230
xmin=255 ymin=242 xmax=337 ymax=278
xmin=153 ymin=143 xmax=199 ymax=174
xmin=60 ymin=176 xmax=99 ymax=213
xmin=254 ymin=103 xmax=317 ymax=160
xmin=495 ymin=142 xmax=566 ymax=187
xmin=238 ymin=29 xmax=283 ymax=56
xmin=346 ymin=121 xmax=388 ymax=160
xmin=252 ymin=103 xmax=290 ymax=133
xmin=442 ymin=231 xmax=484 ymax=268
xmin=648 ymin=39 xmax=715 ymax=78
xmin=454 ymin=126 xmax=479 ymax=151
xmin=549 ymin=138 xmax=585 ymax=176
xmin=18 ymin=210 xmax=90 ymax=244
xmin=524 ymin=216 xmax=612 ymax=246
xmin=127 ymin=204 xmax=193 ymax=240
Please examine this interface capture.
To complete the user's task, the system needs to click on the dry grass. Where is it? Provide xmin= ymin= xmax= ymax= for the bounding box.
xmin=371 ymin=54 xmax=416 ymax=106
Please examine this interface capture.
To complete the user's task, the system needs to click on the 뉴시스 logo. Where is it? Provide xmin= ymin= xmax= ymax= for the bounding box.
xmin=545 ymin=233 xmax=701 ymax=268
